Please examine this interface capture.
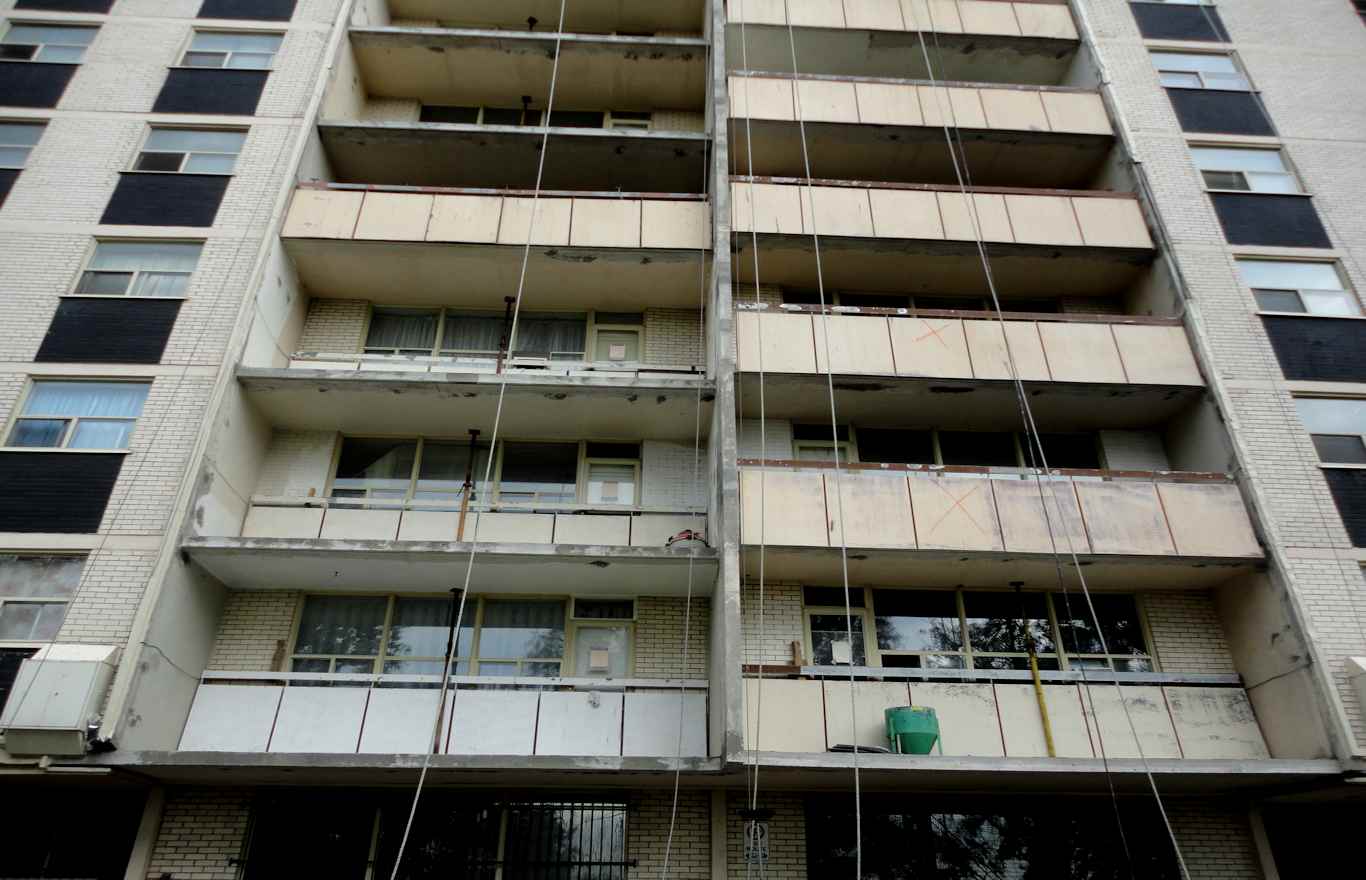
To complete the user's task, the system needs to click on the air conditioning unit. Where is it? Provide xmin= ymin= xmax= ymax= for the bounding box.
xmin=0 ymin=644 xmax=120 ymax=756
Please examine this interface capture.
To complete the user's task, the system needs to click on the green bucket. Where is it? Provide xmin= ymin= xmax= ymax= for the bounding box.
xmin=885 ymin=706 xmax=939 ymax=755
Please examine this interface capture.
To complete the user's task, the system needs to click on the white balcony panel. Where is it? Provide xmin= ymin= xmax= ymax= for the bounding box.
xmin=823 ymin=680 xmax=912 ymax=750
xmin=938 ymin=191 xmax=1012 ymax=241
xmin=358 ymin=689 xmax=442 ymax=754
xmin=854 ymin=81 xmax=923 ymax=126
xmin=735 ymin=310 xmax=817 ymax=373
xmin=919 ymin=85 xmax=986 ymax=128
xmin=732 ymin=182 xmax=804 ymax=234
xmin=447 ymin=689 xmax=539 ymax=755
xmin=268 ymin=687 xmax=367 ymax=753
xmin=1038 ymin=322 xmax=1125 ymax=383
xmin=744 ymin=678 xmax=827 ymax=752
xmin=812 ymin=314 xmax=895 ymax=375
xmin=729 ymin=74 xmax=796 ymax=121
xmin=992 ymin=476 xmax=1091 ymax=555
xmin=242 ymin=506 xmax=323 ymax=539
xmin=958 ymin=0 xmax=1021 ymax=35
xmin=282 ymin=189 xmax=362 ymax=239
xmin=890 ymin=316 xmax=973 ymax=378
xmin=630 ymin=514 xmax=705 ymax=548
xmin=826 ymin=472 xmax=916 ymax=549
xmin=642 ymin=200 xmax=711 ymax=249
xmin=178 ymin=685 xmax=282 ymax=752
xmin=996 ymin=683 xmax=1095 ymax=758
xmin=868 ymin=188 xmax=944 ymax=239
xmin=570 ymin=199 xmax=642 ymax=248
xmin=554 ymin=514 xmax=631 ymax=546
xmin=1040 ymin=91 xmax=1111 ymax=135
xmin=801 ymin=185 xmax=875 ymax=237
xmin=787 ymin=0 xmax=846 ymax=27
xmin=622 ymin=692 xmax=708 ymax=757
xmin=1074 ymin=481 xmax=1176 ymax=556
xmin=910 ymin=0 xmax=964 ymax=33
xmin=1072 ymin=197 xmax=1153 ymax=249
xmin=1156 ymin=482 xmax=1261 ymax=558
xmin=397 ymin=510 xmax=461 ymax=541
xmin=427 ymin=194 xmax=502 ymax=243
xmin=908 ymin=682 xmax=1005 ymax=757
xmin=497 ymin=197 xmax=573 ymax=246
xmin=535 ymin=691 xmax=625 ymax=756
xmin=740 ymin=469 xmax=829 ymax=547
xmin=1113 ymin=324 xmax=1202 ymax=386
xmin=796 ymin=79 xmax=860 ymax=123
xmin=1006 ymin=194 xmax=1083 ymax=247
xmin=319 ymin=508 xmax=402 ymax=541
xmin=1164 ymin=686 xmax=1270 ymax=759
xmin=844 ymin=0 xmax=906 ymax=30
xmin=467 ymin=512 xmax=556 ymax=543
xmin=1081 ymin=685 xmax=1183 ymax=759
xmin=1014 ymin=2 xmax=1077 ymax=39
xmin=355 ymin=192 xmax=433 ymax=241
xmin=979 ymin=88 xmax=1049 ymax=132
xmin=908 ymin=473 xmax=1003 ymax=551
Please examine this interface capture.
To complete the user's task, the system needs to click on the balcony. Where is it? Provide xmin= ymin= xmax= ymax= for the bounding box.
xmin=729 ymin=74 xmax=1114 ymax=188
xmin=725 ymin=0 xmax=1080 ymax=85
xmin=738 ymin=463 xmax=1262 ymax=587
xmin=179 ymin=672 xmax=708 ymax=759
xmin=280 ymin=185 xmax=711 ymax=310
xmin=380 ymin=0 xmax=708 ymax=35
xmin=731 ymin=178 xmax=1154 ymax=295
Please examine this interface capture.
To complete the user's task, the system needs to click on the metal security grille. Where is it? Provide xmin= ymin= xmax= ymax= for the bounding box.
xmin=499 ymin=802 xmax=632 ymax=880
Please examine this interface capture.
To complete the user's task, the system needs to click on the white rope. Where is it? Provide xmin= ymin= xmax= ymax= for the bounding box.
xmin=386 ymin=1 xmax=569 ymax=875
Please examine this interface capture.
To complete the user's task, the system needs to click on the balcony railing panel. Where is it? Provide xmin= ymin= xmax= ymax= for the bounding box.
xmin=727 ymin=0 xmax=1078 ymax=40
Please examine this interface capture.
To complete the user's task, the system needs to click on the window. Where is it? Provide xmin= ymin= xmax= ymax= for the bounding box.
xmin=7 ymin=380 xmax=149 ymax=449
xmin=181 ymin=30 xmax=281 ymax=69
xmin=0 ymin=555 xmax=80 ymax=642
xmin=1130 ymin=1 xmax=1228 ymax=42
xmin=570 ymin=597 xmax=634 ymax=677
xmin=498 ymin=441 xmax=580 ymax=504
xmin=796 ymin=426 xmax=1110 ymax=470
xmin=0 ymin=24 xmax=97 ymax=63
xmin=1237 ymin=259 xmax=1359 ymax=316
xmin=608 ymin=110 xmax=652 ymax=129
xmin=591 ymin=312 xmax=644 ymax=363
xmin=73 ymin=241 xmax=203 ymax=297
xmin=332 ymin=436 xmax=488 ymax=507
xmin=1192 ymin=147 xmax=1297 ymax=193
xmin=1151 ymin=51 xmax=1249 ymax=90
xmin=792 ymin=423 xmax=853 ymax=462
xmin=0 ymin=121 xmax=44 ymax=169
xmin=802 ymin=588 xmax=1154 ymax=672
xmin=135 ymin=128 xmax=244 ymax=174
xmin=584 ymin=442 xmax=640 ymax=505
xmin=362 ymin=308 xmax=596 ymax=362
xmin=1295 ymin=398 xmax=1366 ymax=464
xmin=198 ymin=0 xmax=297 ymax=22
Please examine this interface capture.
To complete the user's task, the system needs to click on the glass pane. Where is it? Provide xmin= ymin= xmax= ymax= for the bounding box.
xmin=963 ymin=591 xmax=1054 ymax=654
xmin=419 ymin=105 xmax=480 ymax=124
xmin=9 ymin=419 xmax=67 ymax=447
xmin=76 ymin=271 xmax=134 ymax=295
xmin=225 ymin=52 xmax=274 ymax=70
xmin=386 ymin=597 xmax=451 ymax=660
xmin=335 ymin=658 xmax=376 ymax=674
xmin=513 ymin=313 xmax=587 ymax=359
xmin=794 ymin=442 xmax=839 ymax=461
xmin=440 ymin=311 xmax=504 ymax=355
xmin=572 ymin=624 xmax=630 ymax=676
xmin=1237 ymin=259 xmax=1344 ymax=292
xmin=1295 ymin=398 xmax=1366 ymax=436
xmin=68 ymin=419 xmax=135 ymax=450
xmin=810 ymin=613 xmax=865 ymax=665
xmin=573 ymin=599 xmax=634 ymax=620
xmin=547 ymin=110 xmax=605 ymax=128
xmin=182 ymin=51 xmax=225 ymax=67
xmin=872 ymin=590 xmax=962 ymax=652
xmin=0 ymin=556 xmax=82 ymax=599
xmin=131 ymin=271 xmax=192 ymax=298
xmin=1056 ymin=594 xmax=1147 ymax=657
xmin=1159 ymin=71 xmax=1202 ymax=88
xmin=366 ymin=308 xmax=438 ymax=352
xmin=24 ymin=381 xmax=149 ymax=417
xmin=135 ymin=152 xmax=185 ymax=172
xmin=145 ymin=128 xmax=245 ymax=155
xmin=1151 ymin=51 xmax=1239 ymax=75
xmin=291 ymin=657 xmax=330 ymax=673
xmin=593 ymin=330 xmax=640 ymax=362
xmin=499 ymin=442 xmax=578 ymax=503
xmin=1191 ymin=147 xmax=1288 ymax=174
xmin=1036 ymin=433 xmax=1101 ymax=469
xmin=90 ymin=241 xmax=202 ymax=273
xmin=0 ymin=44 xmax=37 ymax=60
xmin=1254 ymin=290 xmax=1305 ymax=312
xmin=0 ymin=145 xmax=30 ymax=167
xmin=415 ymin=441 xmax=489 ymax=504
xmin=1201 ymin=170 xmax=1247 ymax=191
xmin=293 ymin=596 xmax=388 ymax=656
xmin=481 ymin=107 xmax=525 ymax=126
xmin=6 ymin=25 xmax=97 ymax=46
xmin=190 ymin=32 xmax=282 ymax=54
xmin=0 ymin=603 xmax=42 ymax=640
xmin=586 ymin=462 xmax=636 ymax=504
xmin=522 ymin=660 xmax=562 ymax=677
xmin=183 ymin=153 xmax=237 ymax=173
xmin=0 ymin=124 xmax=44 ymax=148
xmin=939 ymin=431 xmax=1018 ymax=467
xmin=477 ymin=660 xmax=519 ymax=676
xmin=333 ymin=438 xmax=417 ymax=499
xmin=857 ymin=428 xmax=935 ymax=465
xmin=803 ymin=586 xmax=864 ymax=608
xmin=476 ymin=599 xmax=565 ymax=660
xmin=1300 ymin=289 xmax=1361 ymax=316
xmin=1311 ymin=435 xmax=1366 ymax=464
xmin=1244 ymin=172 xmax=1298 ymax=194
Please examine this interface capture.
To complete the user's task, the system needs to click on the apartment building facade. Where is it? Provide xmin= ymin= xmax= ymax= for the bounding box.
xmin=0 ymin=0 xmax=1363 ymax=878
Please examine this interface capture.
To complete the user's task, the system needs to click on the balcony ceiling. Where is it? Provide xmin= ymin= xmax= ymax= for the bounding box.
xmin=351 ymin=28 xmax=708 ymax=109
xmin=319 ymin=123 xmax=709 ymax=192
xmin=725 ymin=28 xmax=1077 ymax=86
xmin=237 ymin=369 xmax=713 ymax=440
xmin=283 ymin=239 xmax=709 ymax=309
xmin=387 ymin=0 xmax=707 ymax=35
xmin=731 ymin=120 xmax=1112 ymax=189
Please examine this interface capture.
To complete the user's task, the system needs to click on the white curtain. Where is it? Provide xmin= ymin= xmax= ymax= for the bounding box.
xmin=365 ymin=308 xmax=438 ymax=352
xmin=24 ymin=381 xmax=148 ymax=417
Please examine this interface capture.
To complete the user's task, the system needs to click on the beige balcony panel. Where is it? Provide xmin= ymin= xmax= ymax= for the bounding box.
xmin=1014 ymin=2 xmax=1078 ymax=39
xmin=963 ymin=319 xmax=1049 ymax=381
xmin=283 ymin=189 xmax=362 ymax=239
xmin=908 ymin=473 xmax=1003 ymax=551
xmin=359 ymin=690 xmax=442 ymax=754
xmin=1164 ymin=687 xmax=1270 ymax=759
xmin=397 ymin=510 xmax=459 ymax=542
xmin=992 ymin=476 xmax=1091 ymax=555
xmin=242 ymin=506 xmax=323 ymax=539
xmin=426 ymin=194 xmax=502 ymax=244
xmin=1113 ymin=324 xmax=1202 ymax=386
xmin=1074 ymin=480 xmax=1176 ymax=556
xmin=735 ymin=311 xmax=817 ymax=373
xmin=179 ymin=685 xmax=281 ymax=752
xmin=787 ymin=0 xmax=847 ymax=28
xmin=1072 ymin=197 xmax=1153 ymax=249
xmin=890 ymin=316 xmax=972 ymax=378
xmin=801 ymin=185 xmax=875 ymax=237
xmin=1040 ymin=91 xmax=1112 ymax=136
xmin=554 ymin=513 xmax=631 ymax=546
xmin=796 ymin=79 xmax=860 ymax=123
xmin=729 ymin=74 xmax=796 ymax=121
xmin=642 ymin=200 xmax=711 ymax=250
xmin=745 ymin=678 xmax=827 ymax=752
xmin=1005 ymin=194 xmax=1083 ymax=247
xmin=919 ymin=86 xmax=987 ymax=128
xmin=1081 ymin=685 xmax=1183 ymax=759
xmin=908 ymin=682 xmax=1004 ymax=756
xmin=269 ymin=687 xmax=367 ymax=753
xmin=1038 ymin=322 xmax=1126 ymax=383
xmin=996 ymin=683 xmax=1095 ymax=758
xmin=740 ymin=468 xmax=830 ymax=547
xmin=354 ymin=192 xmax=433 ymax=241
xmin=813 ymin=314 xmax=896 ymax=375
xmin=1157 ymin=482 xmax=1261 ymax=558
xmin=842 ymin=0 xmax=906 ymax=31
xmin=854 ymin=81 xmax=923 ymax=126
xmin=570 ymin=199 xmax=642 ymax=248
xmin=631 ymin=513 xmax=705 ymax=548
xmin=731 ymin=182 xmax=804 ymax=234
xmin=823 ymin=680 xmax=912 ymax=750
xmin=622 ymin=692 xmax=708 ymax=757
xmin=868 ymin=188 xmax=944 ymax=240
xmin=497 ymin=197 xmax=572 ymax=246
xmin=902 ymin=0 xmax=963 ymax=33
xmin=825 ymin=471 xmax=916 ymax=548
xmin=448 ymin=690 xmax=538 ymax=755
xmin=469 ymin=512 xmax=556 ymax=543
xmin=980 ymin=88 xmax=1050 ymax=132
xmin=320 ymin=508 xmax=402 ymax=540
xmin=535 ymin=692 xmax=624 ymax=756
xmin=729 ymin=0 xmax=788 ymax=25
xmin=937 ymin=191 xmax=1012 ymax=242
xmin=957 ymin=0 xmax=1022 ymax=36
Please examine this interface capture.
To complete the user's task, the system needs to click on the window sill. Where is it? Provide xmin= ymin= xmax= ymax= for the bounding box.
xmin=60 ymin=293 xmax=188 ymax=301
xmin=1257 ymin=310 xmax=1366 ymax=321
xmin=167 ymin=64 xmax=274 ymax=73
xmin=0 ymin=59 xmax=81 ymax=66
xmin=0 ymin=446 xmax=129 ymax=454
xmin=1205 ymin=188 xmax=1312 ymax=198
xmin=120 ymin=169 xmax=234 ymax=178
xmin=1318 ymin=462 xmax=1366 ymax=471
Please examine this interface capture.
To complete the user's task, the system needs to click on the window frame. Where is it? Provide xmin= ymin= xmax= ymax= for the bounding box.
xmin=177 ymin=28 xmax=283 ymax=71
xmin=1294 ymin=396 xmax=1366 ymax=468
xmin=1237 ymin=258 xmax=1361 ymax=318
xmin=4 ymin=378 xmax=151 ymax=452
xmin=1190 ymin=144 xmax=1301 ymax=195
xmin=67 ymin=238 xmax=204 ymax=299
xmin=1151 ymin=49 xmax=1252 ymax=91
xmin=0 ymin=554 xmax=81 ymax=647
xmin=0 ymin=120 xmax=46 ymax=170
xmin=0 ymin=22 xmax=98 ymax=64
xmin=131 ymin=126 xmax=246 ymax=176
xmin=359 ymin=305 xmax=615 ymax=364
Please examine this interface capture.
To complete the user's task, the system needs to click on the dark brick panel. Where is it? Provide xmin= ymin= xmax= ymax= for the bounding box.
xmin=0 ymin=169 xmax=18 ymax=207
xmin=0 ymin=452 xmax=124 ymax=533
xmin=153 ymin=68 xmax=268 ymax=115
xmin=0 ymin=62 xmax=78 ymax=109
xmin=1324 ymin=469 xmax=1366 ymax=547
xmin=1166 ymin=89 xmax=1275 ymax=136
xmin=1210 ymin=193 xmax=1332 ymax=248
xmin=1262 ymin=317 xmax=1366 ymax=384
xmin=199 ymin=0 xmax=296 ymax=20
xmin=36 ymin=298 xmax=183 ymax=364
xmin=1130 ymin=3 xmax=1229 ymax=41
xmin=100 ymin=172 xmax=230 ymax=227
xmin=15 ymin=0 xmax=113 ymax=10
